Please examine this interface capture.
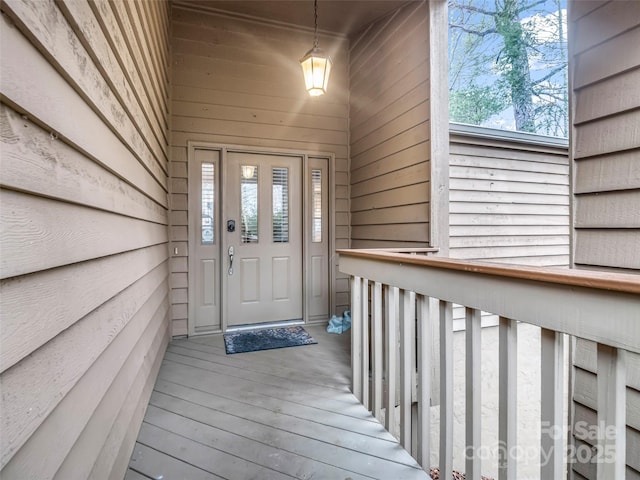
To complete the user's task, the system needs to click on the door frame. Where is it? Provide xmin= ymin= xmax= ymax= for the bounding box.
xmin=186 ymin=141 xmax=336 ymax=335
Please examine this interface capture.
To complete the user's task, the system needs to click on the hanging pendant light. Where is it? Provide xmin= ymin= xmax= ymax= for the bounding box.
xmin=300 ymin=0 xmax=332 ymax=96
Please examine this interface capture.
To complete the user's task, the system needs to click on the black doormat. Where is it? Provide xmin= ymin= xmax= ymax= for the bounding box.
xmin=223 ymin=326 xmax=318 ymax=354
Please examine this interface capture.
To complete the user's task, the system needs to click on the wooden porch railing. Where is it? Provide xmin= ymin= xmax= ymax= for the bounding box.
xmin=338 ymin=249 xmax=640 ymax=480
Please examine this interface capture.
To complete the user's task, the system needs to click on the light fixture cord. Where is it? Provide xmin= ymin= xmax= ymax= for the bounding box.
xmin=313 ymin=0 xmax=319 ymax=48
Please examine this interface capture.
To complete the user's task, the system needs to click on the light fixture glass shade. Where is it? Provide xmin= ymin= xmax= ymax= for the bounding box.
xmin=300 ymin=46 xmax=332 ymax=96
xmin=241 ymin=165 xmax=256 ymax=179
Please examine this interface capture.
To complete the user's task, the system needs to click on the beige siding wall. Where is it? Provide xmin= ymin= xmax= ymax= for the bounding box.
xmin=349 ymin=1 xmax=431 ymax=249
xmin=571 ymin=0 xmax=640 ymax=271
xmin=569 ymin=2 xmax=640 ymax=478
xmin=0 ymin=0 xmax=170 ymax=478
xmin=449 ymin=131 xmax=570 ymax=266
xmin=169 ymin=4 xmax=351 ymax=329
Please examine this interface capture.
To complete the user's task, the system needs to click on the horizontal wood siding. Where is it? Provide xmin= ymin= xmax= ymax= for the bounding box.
xmin=571 ymin=0 xmax=640 ymax=271
xmin=170 ymin=5 xmax=351 ymax=321
xmin=349 ymin=1 xmax=431 ymax=249
xmin=573 ymin=339 xmax=640 ymax=477
xmin=0 ymin=0 xmax=170 ymax=478
xmin=569 ymin=2 xmax=640 ymax=478
xmin=449 ymin=133 xmax=570 ymax=266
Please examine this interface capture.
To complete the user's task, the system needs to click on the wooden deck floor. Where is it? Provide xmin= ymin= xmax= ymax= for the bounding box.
xmin=125 ymin=324 xmax=430 ymax=480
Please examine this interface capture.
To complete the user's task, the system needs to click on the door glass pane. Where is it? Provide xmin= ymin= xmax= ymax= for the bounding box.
xmin=272 ymin=167 xmax=289 ymax=243
xmin=241 ymin=165 xmax=258 ymax=243
xmin=201 ymin=162 xmax=214 ymax=244
xmin=311 ymin=169 xmax=322 ymax=243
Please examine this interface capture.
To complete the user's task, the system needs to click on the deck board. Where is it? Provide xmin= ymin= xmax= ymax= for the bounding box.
xmin=127 ymin=325 xmax=430 ymax=479
xmin=128 ymin=442 xmax=224 ymax=480
xmin=171 ymin=340 xmax=351 ymax=388
xmin=166 ymin=345 xmax=351 ymax=393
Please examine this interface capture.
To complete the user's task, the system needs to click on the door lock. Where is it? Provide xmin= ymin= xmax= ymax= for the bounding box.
xmin=227 ymin=219 xmax=236 ymax=232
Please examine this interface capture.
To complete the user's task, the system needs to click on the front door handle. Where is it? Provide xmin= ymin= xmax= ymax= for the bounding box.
xmin=228 ymin=246 xmax=234 ymax=275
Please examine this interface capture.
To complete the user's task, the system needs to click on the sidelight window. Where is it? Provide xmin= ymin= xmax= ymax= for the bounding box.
xmin=311 ymin=169 xmax=322 ymax=243
xmin=272 ymin=167 xmax=289 ymax=243
xmin=201 ymin=162 xmax=214 ymax=244
xmin=241 ymin=165 xmax=258 ymax=243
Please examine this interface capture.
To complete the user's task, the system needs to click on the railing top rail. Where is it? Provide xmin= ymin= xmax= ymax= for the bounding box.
xmin=337 ymin=249 xmax=640 ymax=295
xmin=353 ymin=247 xmax=440 ymax=254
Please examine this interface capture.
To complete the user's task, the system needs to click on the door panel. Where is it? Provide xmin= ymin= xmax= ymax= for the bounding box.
xmin=189 ymin=148 xmax=221 ymax=333
xmin=272 ymin=257 xmax=290 ymax=300
xmin=240 ymin=257 xmax=260 ymax=302
xmin=305 ymin=157 xmax=330 ymax=321
xmin=311 ymin=255 xmax=323 ymax=297
xmin=202 ymin=259 xmax=216 ymax=305
xmin=225 ymin=152 xmax=303 ymax=326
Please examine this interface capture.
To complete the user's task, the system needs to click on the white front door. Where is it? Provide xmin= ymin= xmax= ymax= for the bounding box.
xmin=223 ymin=151 xmax=303 ymax=327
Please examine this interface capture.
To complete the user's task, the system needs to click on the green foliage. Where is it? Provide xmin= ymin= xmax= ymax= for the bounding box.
xmin=450 ymin=85 xmax=508 ymax=125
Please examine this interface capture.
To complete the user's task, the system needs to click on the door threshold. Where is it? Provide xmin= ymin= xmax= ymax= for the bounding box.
xmin=226 ymin=319 xmax=304 ymax=333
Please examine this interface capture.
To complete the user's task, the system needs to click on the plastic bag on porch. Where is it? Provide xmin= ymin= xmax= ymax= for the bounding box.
xmin=326 ymin=310 xmax=351 ymax=334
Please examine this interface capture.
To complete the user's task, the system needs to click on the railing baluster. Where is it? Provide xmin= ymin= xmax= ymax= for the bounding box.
xmin=361 ymin=279 xmax=370 ymax=410
xmin=371 ymin=281 xmax=383 ymax=422
xmin=416 ymin=294 xmax=431 ymax=468
xmin=596 ymin=344 xmax=626 ymax=480
xmin=499 ymin=316 xmax=517 ymax=480
xmin=338 ymin=249 xmax=639 ymax=480
xmin=540 ymin=328 xmax=565 ymax=479
xmin=400 ymin=289 xmax=415 ymax=450
xmin=385 ymin=286 xmax=399 ymax=433
xmin=439 ymin=300 xmax=453 ymax=479
xmin=351 ymin=276 xmax=362 ymax=401
xmin=466 ymin=307 xmax=481 ymax=480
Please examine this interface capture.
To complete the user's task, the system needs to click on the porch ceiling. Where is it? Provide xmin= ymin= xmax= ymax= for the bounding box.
xmin=173 ymin=0 xmax=416 ymax=36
